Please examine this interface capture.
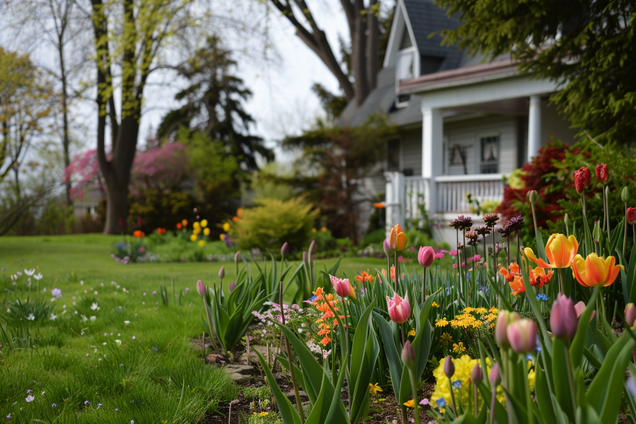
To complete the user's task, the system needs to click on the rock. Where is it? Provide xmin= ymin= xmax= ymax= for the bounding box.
xmin=230 ymin=373 xmax=252 ymax=384
xmin=238 ymin=345 xmax=270 ymax=365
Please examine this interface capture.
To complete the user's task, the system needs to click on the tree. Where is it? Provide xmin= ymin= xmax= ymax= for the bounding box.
xmin=436 ymin=0 xmax=636 ymax=144
xmin=90 ymin=0 xmax=195 ymax=234
xmin=266 ymin=0 xmax=391 ymax=107
xmin=158 ymin=37 xmax=273 ymax=172
xmin=281 ymin=114 xmax=397 ymax=242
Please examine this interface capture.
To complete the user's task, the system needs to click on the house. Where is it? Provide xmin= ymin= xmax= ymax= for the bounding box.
xmin=340 ymin=0 xmax=578 ymax=245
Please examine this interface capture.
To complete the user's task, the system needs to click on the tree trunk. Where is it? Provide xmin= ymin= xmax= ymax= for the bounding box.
xmin=59 ymin=49 xmax=72 ymax=208
xmin=366 ymin=0 xmax=380 ymax=92
xmin=103 ymin=176 xmax=129 ymax=234
xmin=352 ymin=0 xmax=369 ymax=106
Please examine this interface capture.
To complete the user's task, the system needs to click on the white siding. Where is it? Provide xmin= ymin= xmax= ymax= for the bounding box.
xmin=540 ymin=99 xmax=579 ymax=145
xmin=443 ymin=116 xmax=518 ymax=175
xmin=401 ymin=128 xmax=423 ymax=176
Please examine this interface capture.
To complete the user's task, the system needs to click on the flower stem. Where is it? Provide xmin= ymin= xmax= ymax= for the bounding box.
xmin=448 ymin=376 xmax=458 ymax=415
xmin=280 ymin=282 xmax=305 ymax=423
xmin=408 ymin=369 xmax=421 ymax=424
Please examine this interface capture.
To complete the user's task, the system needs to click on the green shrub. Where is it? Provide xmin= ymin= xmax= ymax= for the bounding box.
xmin=231 ymin=198 xmax=318 ymax=252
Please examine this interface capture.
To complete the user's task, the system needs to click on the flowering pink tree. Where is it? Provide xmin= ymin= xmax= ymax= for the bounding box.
xmin=64 ymin=149 xmax=105 ymax=200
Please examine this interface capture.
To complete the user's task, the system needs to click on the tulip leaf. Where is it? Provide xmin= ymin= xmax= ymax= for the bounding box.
xmin=255 ymin=350 xmax=302 ymax=424
xmin=570 ymin=287 xmax=600 ymax=369
xmin=350 ymin=304 xmax=379 ymax=424
xmin=534 ymin=357 xmax=555 ymax=424
xmin=478 ymin=384 xmax=508 ymax=424
xmin=598 ymin=337 xmax=636 ymax=423
xmin=486 ymin=273 xmax=513 ymax=312
xmin=277 ymin=355 xmax=306 ymax=401
xmin=550 ymin=393 xmax=572 ymax=424
xmin=501 ymin=386 xmax=529 ymax=424
xmin=551 ymin=337 xmax=576 ymax=422
xmin=373 ymin=311 xmax=403 ymax=399
xmin=304 ymin=369 xmax=338 ymax=424
xmin=575 ymin=404 xmax=600 ymax=424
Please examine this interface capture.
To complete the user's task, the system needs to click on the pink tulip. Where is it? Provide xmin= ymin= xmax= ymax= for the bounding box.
xmin=387 ymin=293 xmax=411 ymax=324
xmin=471 ymin=364 xmax=483 ymax=386
xmin=626 ymin=303 xmax=636 ymax=328
xmin=383 ymin=239 xmax=392 ymax=258
xmin=196 ymin=280 xmax=206 ymax=297
xmin=489 ymin=363 xmax=501 ymax=387
xmin=506 ymin=319 xmax=537 ymax=354
xmin=218 ymin=266 xmax=225 ymax=279
xmin=495 ymin=310 xmax=520 ymax=349
xmin=575 ymin=301 xmax=595 ymax=322
xmin=228 ymin=282 xmax=236 ymax=292
xmin=330 ymin=275 xmax=353 ymax=298
xmin=418 ymin=246 xmax=435 ymax=268
xmin=401 ymin=341 xmax=416 ymax=369
xmin=550 ymin=293 xmax=578 ymax=339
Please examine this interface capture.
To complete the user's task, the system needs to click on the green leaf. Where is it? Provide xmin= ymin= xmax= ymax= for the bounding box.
xmin=534 ymin=358 xmax=555 ymax=424
xmin=478 ymin=383 xmax=508 ymax=424
xmin=570 ymin=287 xmax=600 ymax=368
xmin=552 ymin=337 xmax=576 ymax=422
xmin=349 ymin=304 xmax=380 ymax=424
xmin=255 ymin=350 xmax=302 ymax=424
xmin=373 ymin=311 xmax=403 ymax=399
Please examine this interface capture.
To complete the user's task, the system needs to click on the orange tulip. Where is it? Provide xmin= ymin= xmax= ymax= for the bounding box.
xmin=389 ymin=224 xmax=407 ymax=252
xmin=572 ymin=252 xmax=622 ymax=288
xmin=509 ymin=275 xmax=526 ymax=296
xmin=524 ymin=233 xmax=579 ymax=269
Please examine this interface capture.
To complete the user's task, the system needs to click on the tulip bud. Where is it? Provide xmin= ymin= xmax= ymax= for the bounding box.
xmin=196 ymin=280 xmax=206 ymax=297
xmin=550 ymin=293 xmax=578 ymax=339
xmin=489 ymin=363 xmax=501 ymax=387
xmin=574 ymin=301 xmax=595 ymax=322
xmin=574 ymin=167 xmax=591 ymax=194
xmin=308 ymin=240 xmax=316 ymax=257
xmin=401 ymin=341 xmax=416 ymax=369
xmin=234 ymin=251 xmax=241 ymax=264
xmin=626 ymin=303 xmax=636 ymax=328
xmin=506 ymin=319 xmax=537 ymax=354
xmin=593 ymin=220 xmax=602 ymax=243
xmin=383 ymin=239 xmax=392 ymax=258
xmin=444 ymin=356 xmax=455 ymax=378
xmin=564 ymin=213 xmax=570 ymax=227
xmin=527 ymin=190 xmax=538 ymax=203
xmin=218 ymin=266 xmax=225 ymax=279
xmin=302 ymin=251 xmax=307 ymax=262
xmin=228 ymin=282 xmax=236 ymax=292
xmin=628 ymin=207 xmax=636 ymax=225
xmin=495 ymin=311 xmax=520 ymax=349
xmin=622 ymin=187 xmax=630 ymax=203
xmin=471 ymin=364 xmax=483 ymax=386
xmin=281 ymin=242 xmax=289 ymax=257
xmin=595 ymin=164 xmax=608 ymax=182
xmin=418 ymin=246 xmax=435 ymax=268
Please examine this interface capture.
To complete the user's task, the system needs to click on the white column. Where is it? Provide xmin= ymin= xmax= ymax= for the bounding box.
xmin=384 ymin=171 xmax=405 ymax=239
xmin=527 ymin=95 xmax=542 ymax=162
xmin=422 ymin=108 xmax=443 ymax=215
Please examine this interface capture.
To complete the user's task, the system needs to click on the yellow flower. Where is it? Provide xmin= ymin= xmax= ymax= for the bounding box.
xmin=220 ymin=234 xmax=225 ymax=241
xmin=190 ymin=234 xmax=197 ymax=242
xmin=435 ymin=318 xmax=449 ymax=327
xmin=369 ymin=383 xmax=383 ymax=396
xmin=440 ymin=333 xmax=453 ymax=345
xmin=203 ymin=228 xmax=210 ymax=236
xmin=572 ymin=252 xmax=622 ymax=288
xmin=431 ymin=302 xmax=439 ymax=308
xmin=489 ymin=307 xmax=499 ymax=314
xmin=193 ymin=221 xmax=200 ymax=229
xmin=193 ymin=227 xmax=201 ymax=235
xmin=199 ymin=240 xmax=205 ymax=247
xmin=312 ymin=228 xmax=317 ymax=233
xmin=223 ymin=222 xmax=230 ymax=232
xmin=408 ymin=328 xmax=416 ymax=337
xmin=321 ymin=227 xmax=327 ymax=232
xmin=403 ymin=399 xmax=414 ymax=408
xmin=453 ymin=342 xmax=466 ymax=353
xmin=524 ymin=233 xmax=579 ymax=269
xmin=201 ymin=219 xmax=208 ymax=228
xmin=475 ymin=307 xmax=487 ymax=314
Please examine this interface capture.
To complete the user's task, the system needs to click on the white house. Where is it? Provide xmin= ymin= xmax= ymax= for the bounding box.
xmin=340 ymin=0 xmax=578 ymax=245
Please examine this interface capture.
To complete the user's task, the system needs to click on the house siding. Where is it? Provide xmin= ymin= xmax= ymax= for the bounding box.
xmin=443 ymin=116 xmax=518 ymax=175
xmin=401 ymin=128 xmax=423 ymax=176
xmin=540 ymin=98 xmax=578 ymax=145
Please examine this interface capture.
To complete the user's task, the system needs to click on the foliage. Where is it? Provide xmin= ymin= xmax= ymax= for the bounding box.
xmin=231 ymin=198 xmax=318 ymax=253
xmin=131 ymin=142 xmax=189 ymax=193
xmin=127 ymin=190 xmax=197 ymax=234
xmin=437 ymin=0 xmax=636 ymax=144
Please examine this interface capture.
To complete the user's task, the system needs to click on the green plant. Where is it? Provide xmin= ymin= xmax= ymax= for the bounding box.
xmin=231 ymin=197 xmax=318 ymax=252
xmin=243 ymin=385 xmax=272 ymax=400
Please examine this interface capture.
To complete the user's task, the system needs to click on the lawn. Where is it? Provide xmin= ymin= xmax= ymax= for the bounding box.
xmin=0 ymin=234 xmax=385 ymax=423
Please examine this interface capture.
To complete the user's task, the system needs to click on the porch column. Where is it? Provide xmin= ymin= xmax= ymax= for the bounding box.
xmin=422 ymin=108 xmax=443 ymax=215
xmin=384 ymin=171 xmax=405 ymax=239
xmin=527 ymin=95 xmax=541 ymax=162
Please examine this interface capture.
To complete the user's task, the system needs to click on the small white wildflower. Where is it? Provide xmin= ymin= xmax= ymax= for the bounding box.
xmin=124 ymin=321 xmax=130 ymax=325
xmin=34 ymin=273 xmax=43 ymax=280
xmin=90 ymin=303 xmax=98 ymax=311
xmin=90 ymin=316 xmax=96 ymax=321
xmin=24 ymin=269 xmax=35 ymax=276
xmin=49 ymin=314 xmax=57 ymax=321
xmin=27 ymin=313 xmax=35 ymax=321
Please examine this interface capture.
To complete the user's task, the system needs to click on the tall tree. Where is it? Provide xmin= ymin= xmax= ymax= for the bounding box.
xmin=90 ymin=0 xmax=194 ymax=234
xmin=266 ymin=0 xmax=386 ymax=106
xmin=157 ymin=36 xmax=273 ymax=172
xmin=436 ymin=0 xmax=636 ymax=144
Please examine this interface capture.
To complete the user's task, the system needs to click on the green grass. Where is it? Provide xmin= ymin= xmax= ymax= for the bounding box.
xmin=0 ymin=234 xmax=385 ymax=423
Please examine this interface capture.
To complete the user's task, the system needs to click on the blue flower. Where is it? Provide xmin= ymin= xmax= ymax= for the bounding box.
xmin=452 ymin=380 xmax=461 ymax=388
xmin=526 ymin=354 xmax=533 ymax=362
xmin=535 ymin=335 xmax=542 ymax=353
xmin=536 ymin=294 xmax=549 ymax=301
xmin=436 ymin=398 xmax=446 ymax=408
xmin=309 ymin=295 xmax=317 ymax=303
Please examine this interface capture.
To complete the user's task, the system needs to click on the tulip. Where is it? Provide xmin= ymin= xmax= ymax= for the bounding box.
xmin=401 ymin=341 xmax=416 ymax=369
xmin=524 ymin=233 xmax=579 ymax=269
xmin=574 ymin=301 xmax=595 ymax=322
xmin=622 ymin=187 xmax=630 ymax=203
xmin=418 ymin=246 xmax=435 ymax=268
xmin=218 ymin=266 xmax=225 ymax=279
xmin=495 ymin=310 xmax=520 ymax=349
xmin=572 ymin=252 xmax=622 ymax=288
xmin=626 ymin=303 xmax=636 ymax=328
xmin=119 ymin=218 xmax=125 ymax=228
xmin=387 ymin=293 xmax=411 ymax=324
xmin=506 ymin=319 xmax=537 ymax=354
xmin=550 ymin=293 xmax=578 ymax=339
xmin=489 ymin=363 xmax=501 ymax=387
xmin=196 ymin=280 xmax=206 ymax=298
xmin=234 ymin=251 xmax=241 ymax=264
xmin=596 ymin=164 xmax=608 ymax=182
xmin=308 ymin=240 xmax=316 ymax=257
xmin=389 ymin=224 xmax=407 ymax=252
xmin=444 ymin=356 xmax=455 ymax=378
xmin=628 ymin=207 xmax=636 ymax=225
xmin=527 ymin=189 xmax=538 ymax=203
xmin=574 ymin=166 xmax=591 ymax=193
xmin=330 ymin=275 xmax=354 ymax=298
xmin=228 ymin=282 xmax=236 ymax=292
xmin=383 ymin=239 xmax=392 ymax=257
xmin=471 ymin=364 xmax=483 ymax=386
xmin=281 ymin=242 xmax=289 ymax=257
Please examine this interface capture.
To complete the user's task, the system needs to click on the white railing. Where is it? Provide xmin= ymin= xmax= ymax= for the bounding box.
xmin=436 ymin=174 xmax=504 ymax=213
xmin=404 ymin=176 xmax=429 ymax=221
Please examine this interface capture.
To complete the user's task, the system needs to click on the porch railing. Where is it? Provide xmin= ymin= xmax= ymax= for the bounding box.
xmin=435 ymin=174 xmax=504 ymax=213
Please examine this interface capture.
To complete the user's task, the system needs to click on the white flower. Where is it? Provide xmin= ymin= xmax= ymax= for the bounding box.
xmin=124 ymin=321 xmax=130 ymax=325
xmin=132 ymin=336 xmax=135 ymax=340
xmin=90 ymin=316 xmax=96 ymax=321
xmin=27 ymin=313 xmax=35 ymax=321
xmin=26 ymin=395 xmax=34 ymax=402
xmin=90 ymin=303 xmax=98 ymax=311
xmin=16 ymin=271 xmax=22 ymax=276
xmin=49 ymin=314 xmax=57 ymax=321
xmin=33 ymin=273 xmax=42 ymax=280
xmin=51 ymin=288 xmax=62 ymax=298
xmin=81 ymin=315 xmax=88 ymax=322
xmin=115 ymin=340 xmax=121 ymax=345
xmin=80 ymin=281 xmax=84 ymax=285
xmin=24 ymin=269 xmax=35 ymax=276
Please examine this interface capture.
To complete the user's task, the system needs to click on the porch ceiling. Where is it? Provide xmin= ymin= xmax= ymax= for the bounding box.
xmin=447 ymin=97 xmax=529 ymax=116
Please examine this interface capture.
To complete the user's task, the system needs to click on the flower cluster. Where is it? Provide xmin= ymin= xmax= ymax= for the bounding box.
xmin=435 ymin=307 xmax=498 ymax=329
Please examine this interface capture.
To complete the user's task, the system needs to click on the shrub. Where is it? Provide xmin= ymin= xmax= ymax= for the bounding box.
xmin=231 ymin=198 xmax=319 ymax=252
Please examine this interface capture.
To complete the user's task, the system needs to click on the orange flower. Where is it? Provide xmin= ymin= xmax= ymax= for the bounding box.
xmin=525 ymin=234 xmax=579 ymax=269
xmin=133 ymin=230 xmax=145 ymax=238
xmin=232 ymin=216 xmax=239 ymax=223
xmin=572 ymin=252 xmax=622 ymax=288
xmin=319 ymin=336 xmax=332 ymax=346
xmin=182 ymin=219 xmax=188 ymax=227
xmin=236 ymin=208 xmax=243 ymax=218
xmin=529 ymin=267 xmax=553 ymax=288
xmin=355 ymin=271 xmax=375 ymax=284
xmin=509 ymin=275 xmax=526 ymax=296
xmin=389 ymin=224 xmax=407 ymax=251
xmin=318 ymin=328 xmax=330 ymax=336
xmin=373 ymin=202 xmax=385 ymax=209
xmin=176 ymin=223 xmax=182 ymax=229
xmin=498 ymin=263 xmax=520 ymax=282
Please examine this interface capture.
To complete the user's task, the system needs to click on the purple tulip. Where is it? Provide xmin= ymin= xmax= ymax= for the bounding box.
xmin=218 ymin=266 xmax=225 ymax=279
xmin=471 ymin=364 xmax=483 ymax=386
xmin=550 ymin=293 xmax=578 ymax=339
xmin=196 ymin=280 xmax=206 ymax=297
xmin=506 ymin=319 xmax=537 ymax=354
xmin=281 ymin=242 xmax=289 ymax=257
xmin=401 ymin=341 xmax=416 ymax=369
xmin=444 ymin=356 xmax=455 ymax=378
xmin=228 ymin=282 xmax=236 ymax=292
xmin=418 ymin=246 xmax=435 ymax=268
xmin=489 ymin=363 xmax=501 ymax=387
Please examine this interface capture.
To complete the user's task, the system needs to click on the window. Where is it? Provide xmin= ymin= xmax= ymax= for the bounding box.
xmin=387 ymin=139 xmax=400 ymax=171
xmin=480 ymin=135 xmax=499 ymax=174
xmin=397 ymin=49 xmax=414 ymax=81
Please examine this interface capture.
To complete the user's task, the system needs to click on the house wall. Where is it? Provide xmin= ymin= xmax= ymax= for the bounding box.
xmin=443 ymin=115 xmax=518 ymax=175
xmin=540 ymin=98 xmax=579 ymax=145
xmin=401 ymin=127 xmax=423 ymax=176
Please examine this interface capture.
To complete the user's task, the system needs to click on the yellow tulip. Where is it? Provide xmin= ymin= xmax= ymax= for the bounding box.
xmin=389 ymin=224 xmax=407 ymax=252
xmin=193 ymin=221 xmax=200 ymax=228
xmin=572 ymin=252 xmax=622 ymax=288
xmin=203 ymin=228 xmax=210 ymax=236
xmin=220 ymin=234 xmax=225 ymax=241
xmin=201 ymin=219 xmax=208 ymax=228
xmin=190 ymin=234 xmax=197 ymax=242
xmin=198 ymin=240 xmax=205 ymax=247
xmin=193 ymin=228 xmax=201 ymax=235
xmin=223 ymin=222 xmax=230 ymax=232
xmin=524 ymin=233 xmax=579 ymax=269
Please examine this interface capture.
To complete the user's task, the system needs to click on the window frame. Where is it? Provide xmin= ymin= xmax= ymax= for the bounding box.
xmin=477 ymin=132 xmax=500 ymax=174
